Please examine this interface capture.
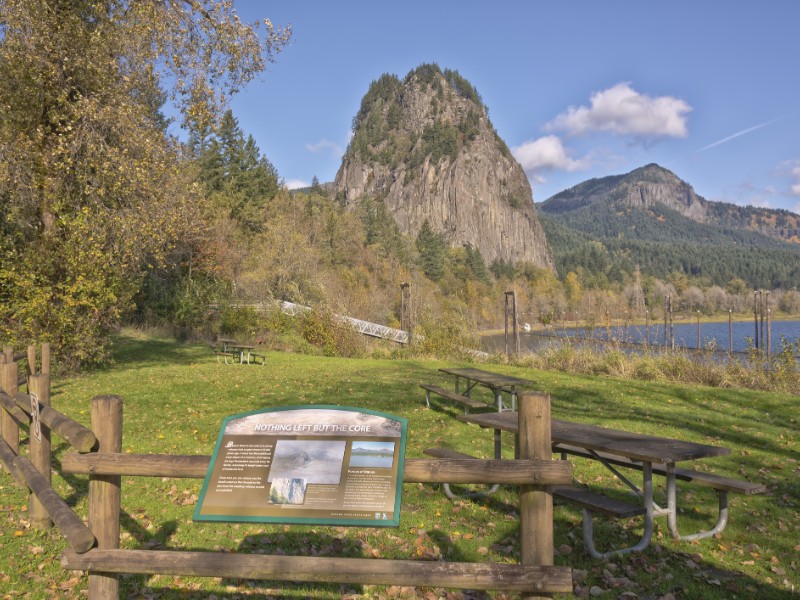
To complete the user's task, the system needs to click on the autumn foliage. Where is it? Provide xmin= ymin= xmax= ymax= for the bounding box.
xmin=0 ymin=0 xmax=289 ymax=368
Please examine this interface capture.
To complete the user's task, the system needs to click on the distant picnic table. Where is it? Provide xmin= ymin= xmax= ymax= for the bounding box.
xmin=212 ymin=338 xmax=265 ymax=365
xmin=421 ymin=367 xmax=536 ymax=413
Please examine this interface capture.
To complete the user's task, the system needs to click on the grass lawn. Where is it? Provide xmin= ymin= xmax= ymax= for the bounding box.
xmin=0 ymin=332 xmax=797 ymax=599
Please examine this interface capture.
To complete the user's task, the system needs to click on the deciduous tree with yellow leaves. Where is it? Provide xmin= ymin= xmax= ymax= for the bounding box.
xmin=0 ymin=0 xmax=290 ymax=368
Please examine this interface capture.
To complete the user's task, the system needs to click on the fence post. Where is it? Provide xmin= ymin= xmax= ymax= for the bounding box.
xmin=89 ymin=395 xmax=123 ymax=600
xmin=518 ymin=392 xmax=554 ymax=600
xmin=28 ymin=373 xmax=52 ymax=529
xmin=42 ymin=342 xmax=51 ymax=375
xmin=27 ymin=345 xmax=36 ymax=377
xmin=1 ymin=354 xmax=20 ymax=473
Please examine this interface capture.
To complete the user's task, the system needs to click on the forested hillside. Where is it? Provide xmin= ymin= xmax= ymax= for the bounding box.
xmin=542 ymin=214 xmax=800 ymax=290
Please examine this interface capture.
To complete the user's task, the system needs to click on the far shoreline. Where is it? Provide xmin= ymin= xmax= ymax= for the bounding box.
xmin=478 ymin=313 xmax=800 ymax=337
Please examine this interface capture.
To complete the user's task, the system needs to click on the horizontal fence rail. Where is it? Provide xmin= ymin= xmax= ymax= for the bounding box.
xmin=61 ymin=453 xmax=572 ymax=485
xmin=8 ymin=390 xmax=97 ymax=452
xmin=61 ymin=550 xmax=572 ymax=593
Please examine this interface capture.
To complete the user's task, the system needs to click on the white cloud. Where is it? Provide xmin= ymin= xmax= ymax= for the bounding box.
xmin=512 ymin=135 xmax=590 ymax=174
xmin=776 ymin=159 xmax=800 ymax=196
xmin=284 ymin=179 xmax=309 ymax=190
xmin=791 ymin=164 xmax=800 ymax=196
xmin=305 ymin=139 xmax=344 ymax=157
xmin=546 ymin=82 xmax=691 ymax=141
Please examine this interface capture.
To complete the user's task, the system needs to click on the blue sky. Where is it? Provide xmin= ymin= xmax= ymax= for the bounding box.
xmin=225 ymin=1 xmax=800 ymax=213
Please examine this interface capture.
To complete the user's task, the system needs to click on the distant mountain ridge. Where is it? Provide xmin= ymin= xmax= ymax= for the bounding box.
xmin=539 ymin=164 xmax=800 ymax=288
xmin=541 ymin=163 xmax=800 ymax=244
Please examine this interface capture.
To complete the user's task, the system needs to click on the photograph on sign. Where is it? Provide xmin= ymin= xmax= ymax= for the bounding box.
xmin=269 ymin=440 xmax=346 ymax=484
xmin=194 ymin=406 xmax=407 ymax=527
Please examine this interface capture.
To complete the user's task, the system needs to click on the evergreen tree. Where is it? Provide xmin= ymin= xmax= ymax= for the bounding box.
xmin=490 ymin=258 xmax=517 ymax=280
xmin=359 ymin=197 xmax=409 ymax=261
xmin=416 ymin=220 xmax=447 ymax=281
xmin=465 ymin=244 xmax=491 ymax=285
xmin=310 ymin=175 xmax=323 ymax=196
xmin=197 ymin=109 xmax=280 ymax=232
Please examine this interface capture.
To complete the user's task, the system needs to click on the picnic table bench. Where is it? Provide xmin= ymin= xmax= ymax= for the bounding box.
xmin=426 ymin=405 xmax=765 ymax=559
xmin=420 ymin=384 xmax=487 ymax=412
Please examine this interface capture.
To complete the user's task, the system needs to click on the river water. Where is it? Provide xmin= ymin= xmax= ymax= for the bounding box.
xmin=480 ymin=319 xmax=800 ymax=356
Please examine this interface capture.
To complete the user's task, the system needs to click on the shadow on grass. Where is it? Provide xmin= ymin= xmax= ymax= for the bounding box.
xmin=116 ymin=513 xmax=182 ymax=598
xmin=103 ymin=335 xmax=208 ymax=370
xmin=115 ymin=506 xmax=531 ymax=599
xmin=128 ymin=530 xmax=367 ymax=599
xmin=546 ymin=505 xmax=795 ymax=599
xmin=115 ymin=519 xmax=797 ymax=600
xmin=51 ymin=442 xmax=89 ymax=507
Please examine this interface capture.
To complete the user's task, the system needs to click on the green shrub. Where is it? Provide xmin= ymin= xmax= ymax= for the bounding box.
xmin=406 ymin=304 xmax=478 ymax=360
xmin=261 ymin=305 xmax=295 ymax=335
xmin=220 ymin=305 xmax=261 ymax=338
xmin=299 ymin=308 xmax=365 ymax=358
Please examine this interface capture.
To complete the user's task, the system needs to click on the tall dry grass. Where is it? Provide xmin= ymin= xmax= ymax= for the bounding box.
xmin=505 ymin=338 xmax=800 ymax=394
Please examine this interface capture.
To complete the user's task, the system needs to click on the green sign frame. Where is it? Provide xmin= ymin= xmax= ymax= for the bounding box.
xmin=193 ymin=405 xmax=407 ymax=527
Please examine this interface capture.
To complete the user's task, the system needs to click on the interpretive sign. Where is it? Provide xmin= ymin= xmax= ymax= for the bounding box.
xmin=194 ymin=406 xmax=407 ymax=526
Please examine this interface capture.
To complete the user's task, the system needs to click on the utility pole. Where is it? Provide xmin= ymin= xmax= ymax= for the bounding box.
xmin=400 ymin=283 xmax=412 ymax=343
xmin=504 ymin=290 xmax=520 ymax=357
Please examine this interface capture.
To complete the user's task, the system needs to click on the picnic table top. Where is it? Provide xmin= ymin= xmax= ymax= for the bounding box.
xmin=216 ymin=339 xmax=256 ymax=351
xmin=438 ymin=367 xmax=536 ymax=389
xmin=458 ymin=411 xmax=731 ymax=464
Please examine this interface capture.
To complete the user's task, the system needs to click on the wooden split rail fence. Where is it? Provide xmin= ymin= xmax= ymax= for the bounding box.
xmin=1 ymin=345 xmax=573 ymax=599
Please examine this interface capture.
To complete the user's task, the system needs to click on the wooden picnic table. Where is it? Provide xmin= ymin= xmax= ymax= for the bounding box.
xmin=437 ymin=367 xmax=536 ymax=412
xmin=454 ymin=409 xmax=751 ymax=558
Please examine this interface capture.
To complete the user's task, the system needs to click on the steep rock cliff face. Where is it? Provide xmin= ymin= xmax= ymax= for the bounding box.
xmin=611 ymin=164 xmax=710 ymax=221
xmin=334 ymin=65 xmax=553 ymax=268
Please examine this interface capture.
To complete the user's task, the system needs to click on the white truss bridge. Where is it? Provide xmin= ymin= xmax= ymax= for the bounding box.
xmin=280 ymin=301 xmax=410 ymax=344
